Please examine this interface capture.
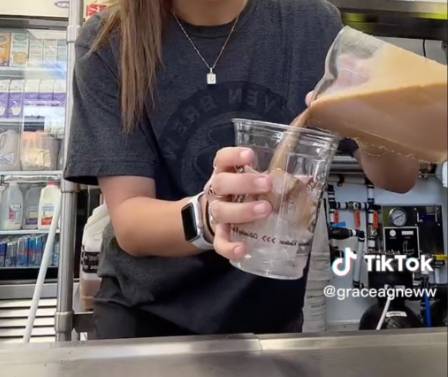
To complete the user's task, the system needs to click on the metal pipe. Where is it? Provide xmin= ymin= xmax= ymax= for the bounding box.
xmin=55 ymin=0 xmax=82 ymax=342
xmin=366 ymin=182 xmax=377 ymax=254
xmin=24 ymin=196 xmax=62 ymax=343
xmin=353 ymin=232 xmax=366 ymax=288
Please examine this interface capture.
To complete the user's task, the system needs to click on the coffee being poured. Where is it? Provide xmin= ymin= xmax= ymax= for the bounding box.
xmin=270 ymin=26 xmax=447 ymax=170
xmin=230 ymin=28 xmax=446 ymax=280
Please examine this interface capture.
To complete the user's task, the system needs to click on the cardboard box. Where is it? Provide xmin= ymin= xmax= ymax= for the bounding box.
xmin=28 ymin=37 xmax=44 ymax=66
xmin=10 ymin=32 xmax=29 ymax=67
xmin=0 ymin=80 xmax=10 ymax=118
xmin=0 ymin=32 xmax=11 ymax=66
xmin=43 ymin=39 xmax=58 ymax=65
xmin=7 ymin=80 xmax=24 ymax=118
xmin=56 ymin=39 xmax=67 ymax=63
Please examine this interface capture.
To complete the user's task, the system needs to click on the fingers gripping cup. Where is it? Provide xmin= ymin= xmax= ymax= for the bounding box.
xmin=230 ymin=119 xmax=339 ymax=280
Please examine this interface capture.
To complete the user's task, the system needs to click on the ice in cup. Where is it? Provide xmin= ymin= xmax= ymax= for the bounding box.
xmin=230 ymin=119 xmax=339 ymax=280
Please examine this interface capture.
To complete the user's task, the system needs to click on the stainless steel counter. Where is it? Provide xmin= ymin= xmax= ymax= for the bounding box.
xmin=0 ymin=328 xmax=446 ymax=377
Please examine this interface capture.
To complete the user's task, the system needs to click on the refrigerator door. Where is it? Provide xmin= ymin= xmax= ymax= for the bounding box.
xmin=0 ymin=24 xmax=66 ymax=281
xmin=0 ymin=28 xmax=67 ymax=172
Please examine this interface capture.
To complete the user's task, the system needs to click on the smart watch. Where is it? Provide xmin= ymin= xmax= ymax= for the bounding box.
xmin=181 ymin=192 xmax=214 ymax=250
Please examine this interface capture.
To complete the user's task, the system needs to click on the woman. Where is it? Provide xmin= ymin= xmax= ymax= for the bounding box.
xmin=65 ymin=0 xmax=419 ymax=339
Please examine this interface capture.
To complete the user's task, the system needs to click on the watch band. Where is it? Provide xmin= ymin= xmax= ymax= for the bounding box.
xmin=189 ymin=192 xmax=214 ymax=250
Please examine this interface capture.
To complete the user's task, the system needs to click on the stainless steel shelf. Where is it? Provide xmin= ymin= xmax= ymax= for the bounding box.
xmin=0 ymin=118 xmax=22 ymax=125
xmin=0 ymin=267 xmax=58 ymax=271
xmin=330 ymin=0 xmax=448 ymax=40
xmin=0 ymin=170 xmax=61 ymax=176
xmin=0 ymin=283 xmax=57 ymax=300
xmin=0 ymin=229 xmax=60 ymax=236
xmin=331 ymin=0 xmax=448 ymax=18
xmin=0 ymin=65 xmax=66 ymax=79
xmin=0 ymin=170 xmax=62 ymax=183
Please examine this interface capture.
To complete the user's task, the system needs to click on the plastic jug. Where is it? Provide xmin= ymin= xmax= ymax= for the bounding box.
xmin=80 ymin=204 xmax=109 ymax=311
xmin=38 ymin=181 xmax=61 ymax=230
xmin=0 ymin=182 xmax=24 ymax=230
xmin=23 ymin=184 xmax=42 ymax=230
xmin=308 ymin=26 xmax=447 ymax=163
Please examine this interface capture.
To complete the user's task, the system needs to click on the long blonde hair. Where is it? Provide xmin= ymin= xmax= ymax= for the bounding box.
xmin=94 ymin=0 xmax=171 ymax=132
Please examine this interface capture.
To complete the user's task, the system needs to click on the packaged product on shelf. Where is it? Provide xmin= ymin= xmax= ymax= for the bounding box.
xmin=0 ymin=32 xmax=11 ymax=66
xmin=7 ymin=79 xmax=25 ymax=119
xmin=28 ymin=37 xmax=44 ymax=66
xmin=0 ymin=79 xmax=10 ymax=118
xmin=27 ymin=236 xmax=37 ymax=266
xmin=38 ymin=181 xmax=61 ymax=230
xmin=0 ymin=127 xmax=20 ymax=171
xmin=0 ymin=240 xmax=6 ymax=266
xmin=51 ymin=80 xmax=67 ymax=134
xmin=23 ymin=79 xmax=40 ymax=117
xmin=5 ymin=239 xmax=17 ymax=267
xmin=35 ymin=234 xmax=44 ymax=266
xmin=9 ymin=32 xmax=29 ymax=67
xmin=52 ymin=239 xmax=60 ymax=267
xmin=23 ymin=185 xmax=42 ymax=230
xmin=20 ymin=131 xmax=60 ymax=170
xmin=52 ymin=79 xmax=66 ymax=107
xmin=38 ymin=79 xmax=54 ymax=105
xmin=0 ymin=182 xmax=24 ymax=231
xmin=56 ymin=39 xmax=67 ymax=64
xmin=28 ymin=235 xmax=46 ymax=267
xmin=43 ymin=39 xmax=58 ymax=66
xmin=16 ymin=236 xmax=28 ymax=267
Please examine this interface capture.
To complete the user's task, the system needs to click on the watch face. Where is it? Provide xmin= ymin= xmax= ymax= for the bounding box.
xmin=182 ymin=204 xmax=199 ymax=241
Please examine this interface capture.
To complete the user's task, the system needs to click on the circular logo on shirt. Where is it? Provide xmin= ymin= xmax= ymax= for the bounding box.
xmin=159 ymin=81 xmax=295 ymax=195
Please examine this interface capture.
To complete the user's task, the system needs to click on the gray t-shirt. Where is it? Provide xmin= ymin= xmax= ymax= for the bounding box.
xmin=65 ymin=0 xmax=342 ymax=334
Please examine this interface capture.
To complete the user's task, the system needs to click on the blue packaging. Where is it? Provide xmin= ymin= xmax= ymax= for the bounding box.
xmin=16 ymin=237 xmax=28 ymax=267
xmin=27 ymin=236 xmax=37 ymax=266
xmin=5 ymin=239 xmax=17 ymax=267
xmin=34 ymin=235 xmax=44 ymax=266
xmin=0 ymin=240 xmax=6 ymax=266
xmin=52 ymin=240 xmax=60 ymax=267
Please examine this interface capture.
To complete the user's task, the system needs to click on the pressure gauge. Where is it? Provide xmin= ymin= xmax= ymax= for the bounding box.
xmin=389 ymin=208 xmax=408 ymax=227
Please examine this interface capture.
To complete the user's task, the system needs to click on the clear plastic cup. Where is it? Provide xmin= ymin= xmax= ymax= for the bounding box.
xmin=230 ymin=119 xmax=339 ymax=280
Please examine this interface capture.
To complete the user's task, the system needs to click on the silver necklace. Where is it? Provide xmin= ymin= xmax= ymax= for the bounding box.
xmin=173 ymin=13 xmax=240 ymax=85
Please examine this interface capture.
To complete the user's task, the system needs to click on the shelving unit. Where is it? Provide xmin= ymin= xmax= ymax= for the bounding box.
xmin=0 ymin=66 xmax=66 ymax=79
xmin=0 ymin=25 xmax=67 ymax=287
xmin=0 ymin=229 xmax=60 ymax=236
xmin=0 ymin=170 xmax=62 ymax=178
xmin=0 ymin=118 xmax=23 ymax=125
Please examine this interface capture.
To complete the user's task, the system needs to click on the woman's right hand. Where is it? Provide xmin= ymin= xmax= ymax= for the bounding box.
xmin=204 ymin=147 xmax=273 ymax=261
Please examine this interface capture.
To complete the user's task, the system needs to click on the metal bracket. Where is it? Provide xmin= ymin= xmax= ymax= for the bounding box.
xmin=54 ymin=310 xmax=73 ymax=334
xmin=61 ymin=179 xmax=78 ymax=193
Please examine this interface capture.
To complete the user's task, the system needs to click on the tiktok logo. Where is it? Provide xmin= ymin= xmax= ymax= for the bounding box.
xmin=331 ymin=248 xmax=434 ymax=277
xmin=332 ymin=248 xmax=358 ymax=277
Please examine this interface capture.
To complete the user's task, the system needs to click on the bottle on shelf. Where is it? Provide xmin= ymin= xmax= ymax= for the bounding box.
xmin=23 ymin=184 xmax=42 ymax=230
xmin=38 ymin=181 xmax=61 ymax=230
xmin=0 ymin=182 xmax=24 ymax=231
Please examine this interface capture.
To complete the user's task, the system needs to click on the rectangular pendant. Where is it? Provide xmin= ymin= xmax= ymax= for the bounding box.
xmin=207 ymin=72 xmax=217 ymax=85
